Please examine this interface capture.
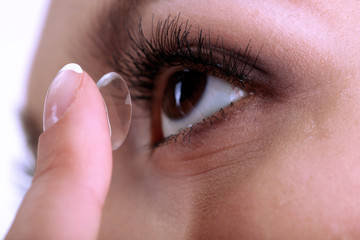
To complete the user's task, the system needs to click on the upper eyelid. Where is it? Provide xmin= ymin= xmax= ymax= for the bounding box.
xmin=97 ymin=14 xmax=261 ymax=99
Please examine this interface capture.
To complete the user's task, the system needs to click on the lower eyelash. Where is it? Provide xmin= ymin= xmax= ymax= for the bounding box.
xmin=152 ymin=105 xmax=230 ymax=149
xmin=152 ymin=87 xmax=258 ymax=148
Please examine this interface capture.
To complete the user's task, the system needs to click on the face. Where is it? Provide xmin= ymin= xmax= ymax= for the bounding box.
xmin=25 ymin=0 xmax=360 ymax=238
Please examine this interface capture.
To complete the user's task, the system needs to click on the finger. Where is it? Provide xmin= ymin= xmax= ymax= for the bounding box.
xmin=6 ymin=63 xmax=112 ymax=240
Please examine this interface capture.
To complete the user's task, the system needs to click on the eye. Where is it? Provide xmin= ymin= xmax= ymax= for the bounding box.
xmin=161 ymin=69 xmax=248 ymax=137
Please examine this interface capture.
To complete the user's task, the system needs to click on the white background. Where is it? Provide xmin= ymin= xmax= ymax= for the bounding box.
xmin=0 ymin=0 xmax=50 ymax=238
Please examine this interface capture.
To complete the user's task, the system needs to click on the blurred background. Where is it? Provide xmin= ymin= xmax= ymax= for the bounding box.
xmin=0 ymin=0 xmax=50 ymax=238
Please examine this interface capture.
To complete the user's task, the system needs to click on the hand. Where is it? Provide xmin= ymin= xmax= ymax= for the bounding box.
xmin=6 ymin=64 xmax=113 ymax=239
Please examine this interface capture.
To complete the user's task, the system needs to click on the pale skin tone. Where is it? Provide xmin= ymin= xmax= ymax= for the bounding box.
xmin=6 ymin=0 xmax=360 ymax=239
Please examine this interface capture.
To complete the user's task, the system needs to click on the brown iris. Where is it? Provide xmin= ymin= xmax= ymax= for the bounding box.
xmin=162 ymin=69 xmax=207 ymax=119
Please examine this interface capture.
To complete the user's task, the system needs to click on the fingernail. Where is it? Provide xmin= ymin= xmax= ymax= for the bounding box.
xmin=43 ymin=63 xmax=83 ymax=131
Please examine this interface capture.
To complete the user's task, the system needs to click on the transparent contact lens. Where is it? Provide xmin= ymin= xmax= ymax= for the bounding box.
xmin=97 ymin=72 xmax=132 ymax=151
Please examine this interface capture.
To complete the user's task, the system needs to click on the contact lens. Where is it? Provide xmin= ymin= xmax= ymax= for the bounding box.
xmin=97 ymin=72 xmax=132 ymax=151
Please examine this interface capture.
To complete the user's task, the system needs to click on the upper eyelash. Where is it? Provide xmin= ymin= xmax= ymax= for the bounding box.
xmin=106 ymin=14 xmax=259 ymax=104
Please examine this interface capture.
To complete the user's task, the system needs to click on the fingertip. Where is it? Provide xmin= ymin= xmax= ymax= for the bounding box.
xmin=43 ymin=63 xmax=83 ymax=131
xmin=38 ymin=64 xmax=112 ymax=178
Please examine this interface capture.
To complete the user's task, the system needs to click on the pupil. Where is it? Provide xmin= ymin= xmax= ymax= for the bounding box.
xmin=163 ymin=69 xmax=207 ymax=119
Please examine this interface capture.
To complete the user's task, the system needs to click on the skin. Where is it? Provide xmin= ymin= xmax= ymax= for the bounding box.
xmin=9 ymin=0 xmax=360 ymax=239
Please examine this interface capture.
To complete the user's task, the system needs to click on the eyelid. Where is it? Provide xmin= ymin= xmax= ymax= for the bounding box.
xmin=153 ymin=93 xmax=258 ymax=149
xmin=100 ymin=14 xmax=260 ymax=103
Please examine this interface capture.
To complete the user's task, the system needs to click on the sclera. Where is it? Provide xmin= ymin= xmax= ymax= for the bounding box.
xmin=97 ymin=72 xmax=132 ymax=151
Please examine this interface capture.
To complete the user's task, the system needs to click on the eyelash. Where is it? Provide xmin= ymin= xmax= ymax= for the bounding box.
xmin=103 ymin=14 xmax=260 ymax=147
xmin=110 ymin=14 xmax=258 ymax=102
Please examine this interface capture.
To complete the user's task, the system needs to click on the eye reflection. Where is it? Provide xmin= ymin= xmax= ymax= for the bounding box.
xmin=161 ymin=69 xmax=248 ymax=138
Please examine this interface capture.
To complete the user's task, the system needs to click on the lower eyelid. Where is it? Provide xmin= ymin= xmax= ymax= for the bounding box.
xmin=149 ymin=94 xmax=267 ymax=177
xmin=152 ymin=93 xmax=257 ymax=149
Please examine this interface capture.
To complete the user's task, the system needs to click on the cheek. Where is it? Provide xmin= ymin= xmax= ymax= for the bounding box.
xmin=186 ymin=143 xmax=360 ymax=239
xmin=189 ymin=117 xmax=360 ymax=239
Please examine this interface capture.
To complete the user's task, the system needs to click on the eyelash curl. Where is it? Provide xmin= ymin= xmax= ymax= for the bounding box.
xmin=109 ymin=14 xmax=259 ymax=104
